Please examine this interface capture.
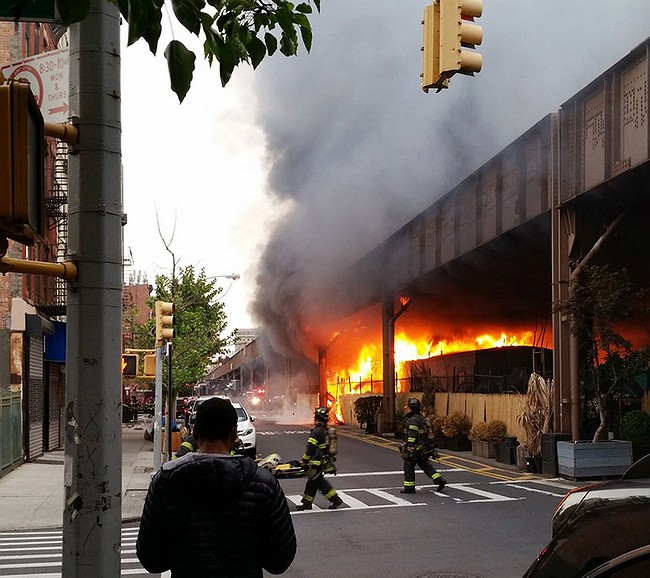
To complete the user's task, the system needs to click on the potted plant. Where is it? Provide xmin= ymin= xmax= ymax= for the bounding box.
xmin=432 ymin=415 xmax=448 ymax=449
xmin=620 ymin=410 xmax=650 ymax=462
xmin=517 ymin=373 xmax=553 ymax=473
xmin=441 ymin=411 xmax=471 ymax=451
xmin=470 ymin=421 xmax=494 ymax=458
xmin=353 ymin=395 xmax=382 ymax=434
xmin=555 ymin=266 xmax=647 ymax=478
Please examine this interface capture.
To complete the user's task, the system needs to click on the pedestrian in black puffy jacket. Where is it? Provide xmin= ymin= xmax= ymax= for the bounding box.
xmin=136 ymin=397 xmax=296 ymax=577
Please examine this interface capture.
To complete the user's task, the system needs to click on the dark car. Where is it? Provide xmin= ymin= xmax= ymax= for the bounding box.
xmin=523 ymin=455 xmax=650 ymax=578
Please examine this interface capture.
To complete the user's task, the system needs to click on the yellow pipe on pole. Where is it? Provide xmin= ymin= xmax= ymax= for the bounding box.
xmin=0 ymin=256 xmax=77 ymax=280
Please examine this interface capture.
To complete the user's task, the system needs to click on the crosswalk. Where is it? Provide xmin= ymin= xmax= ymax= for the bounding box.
xmin=0 ymin=478 xmax=569 ymax=575
xmin=0 ymin=526 xmax=163 ymax=578
xmin=287 ymin=474 xmax=569 ymax=512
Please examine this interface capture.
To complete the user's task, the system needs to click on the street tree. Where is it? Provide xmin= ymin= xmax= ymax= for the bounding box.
xmin=136 ymin=265 xmax=233 ymax=396
xmin=561 ymin=265 xmax=649 ymax=442
xmin=55 ymin=0 xmax=321 ymax=101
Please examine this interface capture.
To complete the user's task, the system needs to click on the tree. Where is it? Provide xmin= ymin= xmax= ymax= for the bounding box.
xmin=136 ymin=265 xmax=232 ymax=394
xmin=55 ymin=0 xmax=321 ymax=101
xmin=560 ymin=265 xmax=649 ymax=442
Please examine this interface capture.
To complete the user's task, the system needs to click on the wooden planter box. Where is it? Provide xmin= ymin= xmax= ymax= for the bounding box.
xmin=557 ymin=440 xmax=633 ymax=480
xmin=471 ymin=440 xmax=496 ymax=459
xmin=447 ymin=434 xmax=471 ymax=451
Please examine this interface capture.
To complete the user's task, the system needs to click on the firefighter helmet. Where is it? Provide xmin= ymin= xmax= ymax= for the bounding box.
xmin=407 ymin=398 xmax=421 ymax=412
xmin=314 ymin=406 xmax=329 ymax=422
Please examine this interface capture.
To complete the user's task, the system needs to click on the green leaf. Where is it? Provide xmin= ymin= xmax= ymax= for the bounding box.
xmin=295 ymin=2 xmax=312 ymax=13
xmin=279 ymin=33 xmax=297 ymax=57
xmin=164 ymin=40 xmax=196 ymax=102
xmin=299 ymin=24 xmax=312 ymax=52
xmin=55 ymin=0 xmax=90 ymax=24
xmin=171 ymin=0 xmax=204 ymax=35
xmin=264 ymin=32 xmax=277 ymax=56
xmin=247 ymin=35 xmax=266 ymax=69
xmin=126 ymin=0 xmax=163 ymax=53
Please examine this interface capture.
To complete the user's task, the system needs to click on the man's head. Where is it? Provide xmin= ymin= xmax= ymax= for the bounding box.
xmin=193 ymin=397 xmax=237 ymax=445
xmin=407 ymin=398 xmax=421 ymax=414
xmin=314 ymin=406 xmax=329 ymax=424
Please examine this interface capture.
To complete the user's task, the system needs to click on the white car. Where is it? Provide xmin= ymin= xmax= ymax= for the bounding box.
xmin=189 ymin=396 xmax=256 ymax=458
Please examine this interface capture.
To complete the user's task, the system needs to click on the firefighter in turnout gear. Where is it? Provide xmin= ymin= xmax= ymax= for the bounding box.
xmin=401 ymin=398 xmax=446 ymax=493
xmin=296 ymin=407 xmax=344 ymax=511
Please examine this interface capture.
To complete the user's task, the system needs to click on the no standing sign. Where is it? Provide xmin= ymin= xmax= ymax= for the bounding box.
xmin=1 ymin=47 xmax=70 ymax=123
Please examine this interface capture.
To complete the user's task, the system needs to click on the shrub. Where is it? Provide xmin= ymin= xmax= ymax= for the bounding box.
xmin=470 ymin=421 xmax=489 ymax=442
xmin=432 ymin=416 xmax=446 ymax=437
xmin=353 ymin=396 xmax=383 ymax=433
xmin=441 ymin=412 xmax=471 ymax=437
xmin=486 ymin=419 xmax=508 ymax=442
xmin=620 ymin=411 xmax=650 ymax=443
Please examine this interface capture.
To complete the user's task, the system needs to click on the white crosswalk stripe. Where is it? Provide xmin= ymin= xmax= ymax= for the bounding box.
xmin=257 ymin=430 xmax=310 ymax=435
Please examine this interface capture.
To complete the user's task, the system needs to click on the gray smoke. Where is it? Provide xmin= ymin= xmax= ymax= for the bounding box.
xmin=250 ymin=0 xmax=650 ymax=360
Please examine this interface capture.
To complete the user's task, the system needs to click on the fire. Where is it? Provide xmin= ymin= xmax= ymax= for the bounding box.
xmin=327 ymin=329 xmax=537 ymax=401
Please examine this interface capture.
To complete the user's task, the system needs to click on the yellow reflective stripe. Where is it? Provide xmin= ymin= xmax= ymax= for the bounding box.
xmin=407 ymin=437 xmax=416 ymax=443
xmin=302 ymin=453 xmax=310 ymax=461
xmin=408 ymin=424 xmax=420 ymax=431
xmin=310 ymin=460 xmax=322 ymax=465
xmin=403 ymin=481 xmax=416 ymax=487
xmin=324 ymin=489 xmax=337 ymax=499
xmin=308 ymin=437 xmax=319 ymax=446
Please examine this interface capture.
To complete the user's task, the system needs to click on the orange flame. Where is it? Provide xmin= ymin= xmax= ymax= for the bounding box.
xmin=327 ymin=330 xmax=537 ymax=410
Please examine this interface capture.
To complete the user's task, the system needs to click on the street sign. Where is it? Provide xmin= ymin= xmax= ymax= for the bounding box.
xmin=1 ymin=47 xmax=69 ymax=123
xmin=0 ymin=0 xmax=58 ymax=22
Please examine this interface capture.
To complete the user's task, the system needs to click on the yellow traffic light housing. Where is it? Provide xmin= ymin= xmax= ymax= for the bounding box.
xmin=421 ymin=3 xmax=449 ymax=92
xmin=122 ymin=354 xmax=138 ymax=377
xmin=439 ymin=0 xmax=483 ymax=79
xmin=143 ymin=354 xmax=156 ymax=377
xmin=0 ymin=81 xmax=45 ymax=245
xmin=155 ymin=300 xmax=175 ymax=346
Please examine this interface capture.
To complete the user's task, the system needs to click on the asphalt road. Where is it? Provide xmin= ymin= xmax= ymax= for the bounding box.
xmin=257 ymin=412 xmax=573 ymax=578
xmin=0 ymin=411 xmax=574 ymax=578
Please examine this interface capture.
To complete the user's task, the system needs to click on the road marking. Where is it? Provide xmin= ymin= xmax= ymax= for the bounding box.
xmin=496 ymin=483 xmax=565 ymax=498
xmin=440 ymin=483 xmax=523 ymax=503
xmin=332 ymin=469 xmax=463 ymax=478
xmin=257 ymin=430 xmax=310 ymax=435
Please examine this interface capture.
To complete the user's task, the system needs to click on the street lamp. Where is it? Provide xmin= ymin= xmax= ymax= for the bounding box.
xmin=208 ymin=273 xmax=240 ymax=281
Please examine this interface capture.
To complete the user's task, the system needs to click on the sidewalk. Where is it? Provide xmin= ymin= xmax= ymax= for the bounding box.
xmin=0 ymin=419 xmax=155 ymax=531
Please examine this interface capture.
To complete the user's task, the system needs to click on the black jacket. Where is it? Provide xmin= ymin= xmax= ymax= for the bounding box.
xmin=136 ymin=453 xmax=296 ymax=577
xmin=403 ymin=412 xmax=428 ymax=451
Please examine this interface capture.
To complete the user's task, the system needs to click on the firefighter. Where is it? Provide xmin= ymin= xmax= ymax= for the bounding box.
xmin=173 ymin=434 xmax=198 ymax=459
xmin=296 ymin=406 xmax=344 ymax=511
xmin=401 ymin=397 xmax=446 ymax=493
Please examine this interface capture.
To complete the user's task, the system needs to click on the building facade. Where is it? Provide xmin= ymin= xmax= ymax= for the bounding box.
xmin=1 ymin=21 xmax=68 ymax=476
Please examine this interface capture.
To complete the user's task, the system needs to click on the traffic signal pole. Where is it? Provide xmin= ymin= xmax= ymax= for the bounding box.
xmin=153 ymin=344 xmax=164 ymax=472
xmin=63 ymin=2 xmax=122 ymax=576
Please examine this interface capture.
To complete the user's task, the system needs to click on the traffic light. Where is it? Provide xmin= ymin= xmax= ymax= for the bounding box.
xmin=439 ymin=0 xmax=483 ymax=80
xmin=143 ymin=354 xmax=156 ymax=377
xmin=0 ymin=81 xmax=45 ymax=245
xmin=122 ymin=354 xmax=138 ymax=377
xmin=421 ymin=3 xmax=448 ymax=92
xmin=155 ymin=300 xmax=175 ymax=346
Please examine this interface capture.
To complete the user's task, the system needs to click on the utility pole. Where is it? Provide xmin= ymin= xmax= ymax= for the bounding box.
xmin=62 ymin=1 xmax=122 ymax=576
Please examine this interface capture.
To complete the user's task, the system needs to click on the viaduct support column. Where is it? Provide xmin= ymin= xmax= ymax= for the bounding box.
xmin=551 ymin=205 xmax=573 ymax=436
xmin=382 ymin=295 xmax=396 ymax=433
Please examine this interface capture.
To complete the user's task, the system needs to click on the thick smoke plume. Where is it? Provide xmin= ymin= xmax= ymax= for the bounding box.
xmin=250 ymin=1 xmax=650 ymax=369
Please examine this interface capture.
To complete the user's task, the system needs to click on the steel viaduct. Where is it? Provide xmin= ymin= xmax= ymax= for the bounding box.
xmin=210 ymin=38 xmax=650 ymax=440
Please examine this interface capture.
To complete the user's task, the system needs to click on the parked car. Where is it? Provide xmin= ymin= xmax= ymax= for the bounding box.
xmin=188 ymin=396 xmax=257 ymax=458
xmin=523 ymin=455 xmax=650 ymax=578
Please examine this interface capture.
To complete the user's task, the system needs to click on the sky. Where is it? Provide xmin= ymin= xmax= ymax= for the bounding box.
xmin=120 ymin=1 xmax=650 ymax=349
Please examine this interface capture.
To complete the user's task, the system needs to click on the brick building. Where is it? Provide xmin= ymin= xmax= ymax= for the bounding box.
xmin=0 ymin=21 xmax=69 ymax=477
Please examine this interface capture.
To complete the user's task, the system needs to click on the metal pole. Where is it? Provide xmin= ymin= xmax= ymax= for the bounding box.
xmin=166 ymin=343 xmax=173 ymax=460
xmin=154 ymin=345 xmax=163 ymax=472
xmin=63 ymin=1 xmax=122 ymax=576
